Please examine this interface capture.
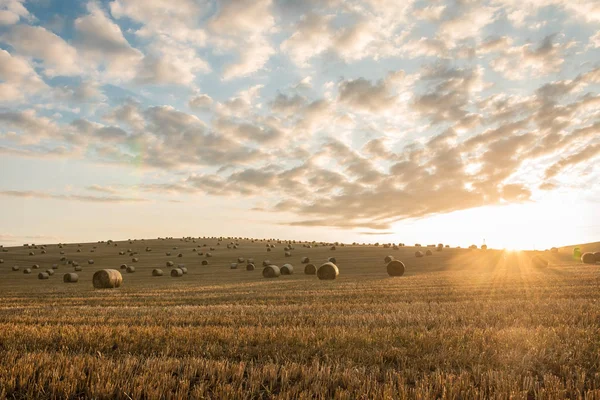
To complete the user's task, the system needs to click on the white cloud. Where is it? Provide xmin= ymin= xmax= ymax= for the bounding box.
xmin=189 ymin=94 xmax=214 ymax=110
xmin=0 ymin=0 xmax=30 ymax=26
xmin=74 ymin=3 xmax=143 ymax=79
xmin=209 ymin=0 xmax=275 ymax=79
xmin=0 ymin=49 xmax=47 ymax=102
xmin=2 ymin=24 xmax=81 ymax=76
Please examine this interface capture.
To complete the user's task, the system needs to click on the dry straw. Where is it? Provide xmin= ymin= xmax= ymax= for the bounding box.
xmin=304 ymin=264 xmax=316 ymax=275
xmin=93 ymin=269 xmax=123 ymax=288
xmin=171 ymin=268 xmax=183 ymax=277
xmin=281 ymin=264 xmax=294 ymax=275
xmin=581 ymin=252 xmax=596 ymax=264
xmin=317 ymin=262 xmax=339 ymax=280
xmin=386 ymin=260 xmax=405 ymax=276
xmin=63 ymin=273 xmax=79 ymax=283
xmin=262 ymin=265 xmax=280 ymax=278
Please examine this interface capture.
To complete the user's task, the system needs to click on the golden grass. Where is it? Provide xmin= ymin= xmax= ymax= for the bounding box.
xmin=0 ymin=239 xmax=599 ymax=398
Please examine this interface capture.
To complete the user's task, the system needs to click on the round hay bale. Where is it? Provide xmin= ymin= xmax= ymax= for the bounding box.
xmin=481 ymin=244 xmax=488 ymax=250
xmin=29 ymin=251 xmax=35 ymax=256
xmin=119 ymin=251 xmax=125 ymax=255
xmin=179 ymin=266 xmax=188 ymax=274
xmin=425 ymin=250 xmax=433 ymax=256
xmin=60 ymin=257 xmax=66 ymax=262
xmin=38 ymin=272 xmax=49 ymax=280
xmin=126 ymin=266 xmax=136 ymax=273
xmin=202 ymin=260 xmax=208 ymax=265
xmin=247 ymin=258 xmax=254 ymax=264
xmin=573 ymin=247 xmax=581 ymax=259
xmin=550 ymin=247 xmax=558 ymax=253
xmin=267 ymin=248 xmax=272 ymax=252
xmin=46 ymin=269 xmax=55 ymax=276
xmin=327 ymin=257 xmax=336 ymax=264
xmin=171 ymin=268 xmax=183 ymax=277
xmin=32 ymin=264 xmax=39 ymax=269
xmin=531 ymin=255 xmax=548 ymax=268
xmin=166 ymin=261 xmax=174 ymax=267
xmin=246 ymin=263 xmax=255 ymax=271
xmin=237 ymin=257 xmax=245 ymax=263
xmin=330 ymin=246 xmax=336 ymax=250
xmin=304 ymin=263 xmax=316 ymax=275
xmin=0 ymin=259 xmax=3 ymax=264
xmin=74 ymin=266 xmax=83 ymax=272
xmin=301 ymin=257 xmax=309 ymax=264
xmin=384 ymin=255 xmax=394 ymax=264
xmin=41 ymin=250 xmax=46 ymax=254
xmin=52 ymin=264 xmax=58 ymax=269
xmin=63 ymin=273 xmax=79 ymax=283
xmin=284 ymin=251 xmax=291 ymax=257
xmin=206 ymin=253 xmax=212 ymax=258
xmin=76 ymin=249 xmax=81 ymax=253
xmin=386 ymin=260 xmax=405 ymax=276
xmin=230 ymin=263 xmax=238 ymax=269
xmin=595 ymin=252 xmax=600 ymax=263
xmin=152 ymin=269 xmax=164 ymax=276
xmin=415 ymin=251 xmax=424 ymax=258
xmin=281 ymin=264 xmax=294 ymax=275
xmin=88 ymin=259 xmax=94 ymax=265
xmin=178 ymin=253 xmax=183 ymax=258
xmin=582 ymin=252 xmax=596 ymax=264
xmin=317 ymin=262 xmax=339 ymax=280
xmin=166 ymin=252 xmax=171 ymax=256
xmin=23 ymin=268 xmax=32 ymax=274
xmin=262 ymin=265 xmax=280 ymax=278
xmin=132 ymin=257 xmax=139 ymax=263
xmin=262 ymin=259 xmax=272 ymax=267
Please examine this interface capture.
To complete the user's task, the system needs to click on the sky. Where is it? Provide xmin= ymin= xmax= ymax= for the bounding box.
xmin=0 ymin=0 xmax=599 ymax=250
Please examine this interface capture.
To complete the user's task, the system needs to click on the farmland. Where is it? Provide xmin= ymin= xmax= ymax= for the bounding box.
xmin=1 ymin=238 xmax=599 ymax=399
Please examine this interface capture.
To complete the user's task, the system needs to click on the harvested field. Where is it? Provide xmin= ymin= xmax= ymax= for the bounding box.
xmin=0 ymin=238 xmax=599 ymax=398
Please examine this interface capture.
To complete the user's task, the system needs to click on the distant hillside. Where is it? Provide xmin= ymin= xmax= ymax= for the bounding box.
xmin=559 ymin=242 xmax=600 ymax=253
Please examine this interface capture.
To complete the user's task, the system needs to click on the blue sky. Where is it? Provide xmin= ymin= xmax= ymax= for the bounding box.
xmin=0 ymin=0 xmax=599 ymax=249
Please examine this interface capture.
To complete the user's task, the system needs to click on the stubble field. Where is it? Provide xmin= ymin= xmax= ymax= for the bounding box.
xmin=0 ymin=238 xmax=599 ymax=399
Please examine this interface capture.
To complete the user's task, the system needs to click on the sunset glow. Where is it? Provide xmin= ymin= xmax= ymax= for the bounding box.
xmin=0 ymin=0 xmax=599 ymax=248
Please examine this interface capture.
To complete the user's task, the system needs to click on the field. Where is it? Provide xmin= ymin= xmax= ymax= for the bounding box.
xmin=1 ymin=238 xmax=599 ymax=399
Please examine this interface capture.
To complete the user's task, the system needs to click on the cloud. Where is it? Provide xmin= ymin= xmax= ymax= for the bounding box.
xmin=189 ymin=94 xmax=214 ymax=111
xmin=338 ymin=78 xmax=397 ymax=113
xmin=74 ymin=3 xmax=143 ymax=79
xmin=0 ymin=0 xmax=30 ymax=26
xmin=0 ymin=190 xmax=147 ymax=203
xmin=544 ymin=143 xmax=600 ymax=179
xmin=0 ymin=49 xmax=48 ymax=102
xmin=439 ymin=5 xmax=497 ymax=44
xmin=2 ymin=24 xmax=81 ymax=76
xmin=86 ymin=184 xmax=119 ymax=194
xmin=209 ymin=0 xmax=275 ymax=80
xmin=280 ymin=12 xmax=332 ymax=67
xmin=0 ymin=109 xmax=59 ymax=143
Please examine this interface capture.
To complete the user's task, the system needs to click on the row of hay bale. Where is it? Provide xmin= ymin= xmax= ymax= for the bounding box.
xmin=581 ymin=251 xmax=600 ymax=264
xmin=261 ymin=262 xmax=338 ymax=279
